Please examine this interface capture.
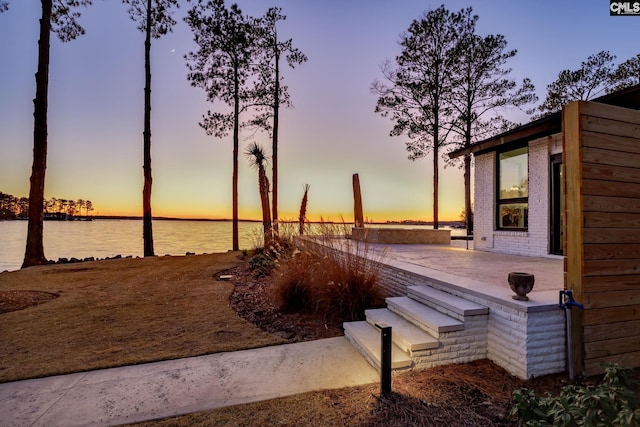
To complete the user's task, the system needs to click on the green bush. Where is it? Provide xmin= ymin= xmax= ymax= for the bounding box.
xmin=248 ymin=240 xmax=292 ymax=277
xmin=249 ymin=252 xmax=276 ymax=277
xmin=511 ymin=363 xmax=640 ymax=426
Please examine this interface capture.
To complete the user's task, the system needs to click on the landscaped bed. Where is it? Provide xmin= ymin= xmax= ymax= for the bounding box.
xmin=1 ymin=252 xmax=637 ymax=426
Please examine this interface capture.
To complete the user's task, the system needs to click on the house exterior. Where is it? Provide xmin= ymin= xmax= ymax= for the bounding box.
xmin=449 ymin=84 xmax=640 ymax=258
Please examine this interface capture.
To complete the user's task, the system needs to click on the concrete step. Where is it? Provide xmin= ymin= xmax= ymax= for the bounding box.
xmin=386 ymin=297 xmax=464 ymax=337
xmin=343 ymin=321 xmax=413 ymax=370
xmin=365 ymin=308 xmax=439 ymax=353
xmin=407 ymin=286 xmax=489 ymax=318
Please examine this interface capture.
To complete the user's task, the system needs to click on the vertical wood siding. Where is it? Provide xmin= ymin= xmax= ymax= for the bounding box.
xmin=563 ymin=101 xmax=640 ymax=376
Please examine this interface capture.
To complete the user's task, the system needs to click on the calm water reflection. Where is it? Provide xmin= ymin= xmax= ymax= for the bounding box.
xmin=1 ymin=220 xmax=464 ymax=272
xmin=0 ymin=220 xmax=264 ymax=272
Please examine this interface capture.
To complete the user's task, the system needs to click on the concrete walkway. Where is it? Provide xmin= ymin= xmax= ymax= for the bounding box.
xmin=0 ymin=337 xmax=379 ymax=427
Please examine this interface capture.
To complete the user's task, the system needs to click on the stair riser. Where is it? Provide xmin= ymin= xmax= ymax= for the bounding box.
xmin=345 ymin=285 xmax=491 ymax=375
xmin=408 ymin=292 xmax=486 ymax=322
xmin=364 ymin=317 xmax=440 ymax=353
xmin=386 ymin=303 xmax=465 ymax=338
xmin=343 ymin=322 xmax=413 ymax=371
xmin=364 ymin=310 xmax=440 ymax=353
xmin=344 ymin=330 xmax=384 ymax=372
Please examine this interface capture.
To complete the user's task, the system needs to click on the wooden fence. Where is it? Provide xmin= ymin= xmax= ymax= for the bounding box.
xmin=563 ymin=100 xmax=640 ymax=376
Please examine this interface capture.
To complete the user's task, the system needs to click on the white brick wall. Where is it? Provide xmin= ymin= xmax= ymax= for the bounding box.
xmin=473 ymin=134 xmax=562 ymax=257
xmin=473 ymin=152 xmax=496 ymax=251
xmin=299 ymin=237 xmax=567 ymax=380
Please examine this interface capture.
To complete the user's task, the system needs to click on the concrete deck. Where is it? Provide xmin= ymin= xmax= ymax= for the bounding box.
xmin=378 ymin=240 xmax=564 ymax=293
xmin=358 ymin=240 xmax=564 ymax=309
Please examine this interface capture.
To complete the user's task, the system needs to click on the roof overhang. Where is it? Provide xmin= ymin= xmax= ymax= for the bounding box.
xmin=448 ymin=83 xmax=640 ymax=159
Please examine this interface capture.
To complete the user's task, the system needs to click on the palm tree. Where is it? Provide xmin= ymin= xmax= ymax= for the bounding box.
xmin=245 ymin=142 xmax=272 ymax=246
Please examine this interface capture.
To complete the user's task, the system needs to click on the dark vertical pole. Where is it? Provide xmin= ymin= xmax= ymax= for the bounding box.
xmin=380 ymin=325 xmax=392 ymax=394
xmin=353 ymin=173 xmax=364 ymax=228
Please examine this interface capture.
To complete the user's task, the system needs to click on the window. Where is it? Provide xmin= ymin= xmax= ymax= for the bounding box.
xmin=497 ymin=146 xmax=528 ymax=230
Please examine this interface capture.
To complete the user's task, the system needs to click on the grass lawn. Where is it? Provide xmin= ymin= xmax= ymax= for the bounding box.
xmin=0 ymin=252 xmax=284 ymax=383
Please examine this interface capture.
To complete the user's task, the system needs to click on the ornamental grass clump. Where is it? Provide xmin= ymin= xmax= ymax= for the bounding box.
xmin=510 ymin=363 xmax=640 ymax=426
xmin=272 ymin=224 xmax=386 ymax=323
xmin=271 ymin=249 xmax=316 ymax=313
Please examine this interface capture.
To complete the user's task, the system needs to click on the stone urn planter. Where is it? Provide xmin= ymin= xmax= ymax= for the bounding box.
xmin=508 ymin=272 xmax=535 ymax=301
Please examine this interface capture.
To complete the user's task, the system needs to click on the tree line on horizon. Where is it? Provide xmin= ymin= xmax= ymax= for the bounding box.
xmin=0 ymin=191 xmax=94 ymax=219
xmin=1 ymin=1 xmax=638 ymax=268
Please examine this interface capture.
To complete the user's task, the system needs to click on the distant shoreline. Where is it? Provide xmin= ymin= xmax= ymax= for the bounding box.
xmin=93 ymin=217 xmax=465 ymax=227
xmin=1 ymin=215 xmax=464 ymax=227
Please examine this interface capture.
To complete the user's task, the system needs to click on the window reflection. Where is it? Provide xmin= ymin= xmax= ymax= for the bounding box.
xmin=498 ymin=147 xmax=528 ymax=230
xmin=499 ymin=203 xmax=528 ymax=229
xmin=499 ymin=147 xmax=528 ymax=199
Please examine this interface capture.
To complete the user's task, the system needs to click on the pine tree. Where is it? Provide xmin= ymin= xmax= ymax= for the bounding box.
xmin=22 ymin=0 xmax=92 ymax=268
xmin=185 ymin=0 xmax=260 ymax=251
xmin=123 ymin=0 xmax=179 ymax=257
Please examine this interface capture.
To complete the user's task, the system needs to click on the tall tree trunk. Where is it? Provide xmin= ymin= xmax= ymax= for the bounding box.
xmin=271 ymin=41 xmax=280 ymax=238
xmin=23 ymin=0 xmax=52 ymax=268
xmin=433 ymin=143 xmax=439 ymax=230
xmin=464 ymin=154 xmax=472 ymax=233
xmin=464 ymin=114 xmax=473 ymax=234
xmin=258 ymin=166 xmax=272 ymax=246
xmin=432 ymin=99 xmax=440 ymax=230
xmin=232 ymin=66 xmax=240 ymax=251
xmin=142 ymin=0 xmax=154 ymax=257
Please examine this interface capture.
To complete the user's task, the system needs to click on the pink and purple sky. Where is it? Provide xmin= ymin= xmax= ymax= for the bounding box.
xmin=1 ymin=1 xmax=638 ymax=221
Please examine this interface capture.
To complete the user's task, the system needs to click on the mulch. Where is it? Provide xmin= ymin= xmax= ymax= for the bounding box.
xmin=225 ymin=262 xmax=344 ymax=342
xmin=0 ymin=290 xmax=58 ymax=314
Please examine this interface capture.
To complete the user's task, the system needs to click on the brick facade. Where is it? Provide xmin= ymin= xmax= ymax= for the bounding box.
xmin=473 ymin=134 xmax=563 ymax=258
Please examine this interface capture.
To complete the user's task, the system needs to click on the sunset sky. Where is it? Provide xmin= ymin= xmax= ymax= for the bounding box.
xmin=1 ymin=1 xmax=638 ymax=222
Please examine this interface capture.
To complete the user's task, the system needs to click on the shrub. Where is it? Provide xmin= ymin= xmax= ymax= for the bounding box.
xmin=271 ymin=250 xmax=315 ymax=313
xmin=248 ymin=238 xmax=293 ymax=277
xmin=271 ymin=227 xmax=386 ymax=323
xmin=248 ymin=252 xmax=276 ymax=277
xmin=510 ymin=363 xmax=640 ymax=426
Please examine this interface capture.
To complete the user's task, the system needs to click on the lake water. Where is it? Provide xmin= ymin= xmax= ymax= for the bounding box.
xmin=0 ymin=219 xmax=267 ymax=272
xmin=0 ymin=220 xmax=465 ymax=272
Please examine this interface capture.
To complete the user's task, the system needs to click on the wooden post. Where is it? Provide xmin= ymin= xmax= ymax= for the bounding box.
xmin=563 ymin=101 xmax=585 ymax=378
xmin=563 ymin=100 xmax=640 ymax=376
xmin=353 ymin=173 xmax=364 ymax=228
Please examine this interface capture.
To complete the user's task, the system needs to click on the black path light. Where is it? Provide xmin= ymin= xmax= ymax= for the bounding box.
xmin=375 ymin=322 xmax=392 ymax=395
